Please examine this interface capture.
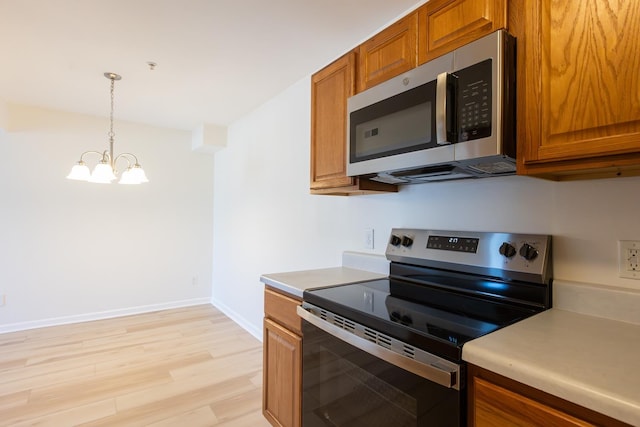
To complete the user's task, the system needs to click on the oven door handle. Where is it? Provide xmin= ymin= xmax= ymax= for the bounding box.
xmin=297 ymin=305 xmax=460 ymax=390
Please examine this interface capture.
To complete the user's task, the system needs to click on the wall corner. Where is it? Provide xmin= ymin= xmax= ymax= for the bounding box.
xmin=191 ymin=123 xmax=227 ymax=154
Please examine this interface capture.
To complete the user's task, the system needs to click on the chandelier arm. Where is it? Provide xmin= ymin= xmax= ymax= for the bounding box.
xmin=78 ymin=150 xmax=106 ymax=162
xmin=114 ymin=152 xmax=141 ymax=165
xmin=113 ymin=153 xmax=135 ymax=172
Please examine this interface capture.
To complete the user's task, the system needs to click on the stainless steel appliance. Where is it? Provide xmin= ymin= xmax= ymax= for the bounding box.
xmin=347 ymin=30 xmax=516 ymax=184
xmin=298 ymin=229 xmax=552 ymax=426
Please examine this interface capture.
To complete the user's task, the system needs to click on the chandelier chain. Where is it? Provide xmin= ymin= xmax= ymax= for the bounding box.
xmin=109 ymin=77 xmax=115 ymax=140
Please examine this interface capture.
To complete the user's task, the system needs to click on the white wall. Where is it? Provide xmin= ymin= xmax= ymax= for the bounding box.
xmin=211 ymin=75 xmax=640 ymax=340
xmin=0 ymin=104 xmax=215 ymax=332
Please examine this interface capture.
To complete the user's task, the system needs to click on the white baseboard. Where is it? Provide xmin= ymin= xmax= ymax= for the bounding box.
xmin=0 ymin=298 xmax=212 ymax=335
xmin=211 ymin=297 xmax=262 ymax=342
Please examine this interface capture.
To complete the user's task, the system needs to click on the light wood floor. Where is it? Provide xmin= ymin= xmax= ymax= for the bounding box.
xmin=0 ymin=304 xmax=271 ymax=426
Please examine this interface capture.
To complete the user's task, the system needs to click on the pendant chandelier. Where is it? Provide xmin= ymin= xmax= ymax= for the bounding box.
xmin=67 ymin=72 xmax=148 ymax=184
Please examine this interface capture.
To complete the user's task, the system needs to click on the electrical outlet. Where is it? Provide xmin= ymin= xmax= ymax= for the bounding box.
xmin=0 ymin=294 xmax=5 ymax=307
xmin=619 ymin=241 xmax=640 ymax=279
xmin=192 ymin=276 xmax=198 ymax=286
xmin=364 ymin=228 xmax=374 ymax=250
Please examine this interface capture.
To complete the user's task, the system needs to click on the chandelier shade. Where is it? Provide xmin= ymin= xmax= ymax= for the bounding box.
xmin=88 ymin=161 xmax=117 ymax=183
xmin=118 ymin=164 xmax=146 ymax=184
xmin=66 ymin=161 xmax=91 ymax=181
xmin=67 ymin=72 xmax=148 ymax=185
xmin=118 ymin=168 xmax=137 ymax=185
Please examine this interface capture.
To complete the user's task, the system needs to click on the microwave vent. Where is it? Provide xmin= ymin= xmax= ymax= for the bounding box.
xmin=371 ymin=174 xmax=409 ymax=184
xmin=467 ymin=161 xmax=516 ymax=174
xmin=371 ymin=164 xmax=474 ymax=184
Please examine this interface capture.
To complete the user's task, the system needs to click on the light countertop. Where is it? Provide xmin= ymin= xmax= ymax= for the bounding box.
xmin=463 ymin=308 xmax=640 ymax=426
xmin=260 ymin=267 xmax=386 ymax=298
xmin=260 ymin=260 xmax=640 ymax=425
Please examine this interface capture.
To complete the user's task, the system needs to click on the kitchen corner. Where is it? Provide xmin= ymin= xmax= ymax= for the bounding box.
xmin=262 ymin=249 xmax=640 ymax=426
xmin=463 ymin=280 xmax=640 ymax=426
xmin=260 ymin=251 xmax=389 ymax=298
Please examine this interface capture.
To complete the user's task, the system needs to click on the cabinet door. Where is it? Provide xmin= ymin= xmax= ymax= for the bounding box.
xmin=310 ymin=52 xmax=397 ymax=195
xmin=311 ymin=52 xmax=355 ymax=191
xmin=419 ymin=0 xmax=507 ymax=64
xmin=515 ymin=0 xmax=640 ymax=178
xmin=357 ymin=12 xmax=418 ymax=92
xmin=473 ymin=377 xmax=594 ymax=427
xmin=468 ymin=365 xmax=631 ymax=427
xmin=263 ymin=318 xmax=301 ymax=427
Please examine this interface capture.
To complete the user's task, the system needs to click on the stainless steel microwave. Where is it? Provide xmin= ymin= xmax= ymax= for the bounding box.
xmin=347 ymin=30 xmax=516 ymax=184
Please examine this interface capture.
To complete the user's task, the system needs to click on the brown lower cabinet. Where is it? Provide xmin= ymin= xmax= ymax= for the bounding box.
xmin=468 ymin=364 xmax=632 ymax=427
xmin=263 ymin=287 xmax=302 ymax=427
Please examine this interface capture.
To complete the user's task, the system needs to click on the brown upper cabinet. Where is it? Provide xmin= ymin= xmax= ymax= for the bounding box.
xmin=310 ymin=0 xmax=511 ymax=195
xmin=310 ymin=52 xmax=397 ymax=195
xmin=310 ymin=0 xmax=640 ymax=194
xmin=357 ymin=12 xmax=418 ymax=93
xmin=310 ymin=52 xmax=357 ymax=192
xmin=419 ymin=0 xmax=507 ymax=64
xmin=513 ymin=0 xmax=640 ymax=179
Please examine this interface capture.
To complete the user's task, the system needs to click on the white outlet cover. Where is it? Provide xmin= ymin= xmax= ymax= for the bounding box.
xmin=364 ymin=228 xmax=374 ymax=250
xmin=619 ymin=240 xmax=640 ymax=279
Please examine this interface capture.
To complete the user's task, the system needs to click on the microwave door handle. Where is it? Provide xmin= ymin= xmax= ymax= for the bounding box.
xmin=436 ymin=72 xmax=450 ymax=145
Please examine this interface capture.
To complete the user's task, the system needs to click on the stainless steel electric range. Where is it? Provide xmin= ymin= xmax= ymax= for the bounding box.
xmin=298 ymin=228 xmax=552 ymax=427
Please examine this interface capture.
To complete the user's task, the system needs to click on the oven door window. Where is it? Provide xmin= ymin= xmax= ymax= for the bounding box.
xmin=302 ymin=320 xmax=463 ymax=427
xmin=349 ymin=80 xmax=438 ymax=163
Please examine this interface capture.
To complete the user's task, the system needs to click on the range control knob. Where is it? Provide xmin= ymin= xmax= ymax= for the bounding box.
xmin=499 ymin=242 xmax=517 ymax=258
xmin=390 ymin=235 xmax=402 ymax=246
xmin=519 ymin=243 xmax=539 ymax=261
xmin=401 ymin=235 xmax=414 ymax=247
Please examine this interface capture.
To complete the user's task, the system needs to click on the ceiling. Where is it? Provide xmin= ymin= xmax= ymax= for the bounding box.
xmin=0 ymin=0 xmax=422 ymax=130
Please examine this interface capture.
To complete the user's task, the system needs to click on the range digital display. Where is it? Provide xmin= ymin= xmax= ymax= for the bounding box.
xmin=427 ymin=235 xmax=479 ymax=253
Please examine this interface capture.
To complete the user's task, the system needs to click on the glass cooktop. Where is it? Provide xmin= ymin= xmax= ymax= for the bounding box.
xmin=303 ymin=278 xmax=539 ymax=361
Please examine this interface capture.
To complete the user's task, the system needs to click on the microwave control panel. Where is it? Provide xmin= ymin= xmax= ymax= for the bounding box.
xmin=455 ymin=59 xmax=492 ymax=142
